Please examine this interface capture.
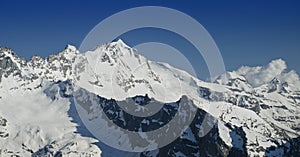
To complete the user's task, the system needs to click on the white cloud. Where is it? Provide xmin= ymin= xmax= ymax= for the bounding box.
xmin=236 ymin=59 xmax=288 ymax=87
xmin=279 ymin=70 xmax=300 ymax=90
xmin=216 ymin=59 xmax=300 ymax=90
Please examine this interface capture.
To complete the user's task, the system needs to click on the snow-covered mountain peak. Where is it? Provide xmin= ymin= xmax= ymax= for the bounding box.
xmin=102 ymin=39 xmax=139 ymax=59
xmin=0 ymin=47 xmax=27 ymax=82
xmin=113 ymin=39 xmax=130 ymax=48
xmin=75 ymin=40 xmax=199 ymax=102
xmin=214 ymin=71 xmax=253 ymax=92
xmin=82 ymin=39 xmax=143 ymax=68
xmin=55 ymin=44 xmax=80 ymax=59
xmin=0 ymin=47 xmax=26 ymax=66
xmin=0 ymin=46 xmax=16 ymax=57
xmin=65 ymin=44 xmax=78 ymax=53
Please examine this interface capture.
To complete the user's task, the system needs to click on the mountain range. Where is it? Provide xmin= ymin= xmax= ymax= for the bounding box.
xmin=0 ymin=40 xmax=299 ymax=157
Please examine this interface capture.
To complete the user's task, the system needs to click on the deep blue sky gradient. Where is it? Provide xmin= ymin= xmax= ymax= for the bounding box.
xmin=1 ymin=0 xmax=299 ymax=78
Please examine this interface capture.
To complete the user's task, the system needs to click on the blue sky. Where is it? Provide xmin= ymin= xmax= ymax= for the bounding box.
xmin=0 ymin=0 xmax=299 ymax=79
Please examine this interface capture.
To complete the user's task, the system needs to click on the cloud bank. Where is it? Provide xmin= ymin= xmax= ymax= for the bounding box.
xmin=234 ymin=59 xmax=300 ymax=89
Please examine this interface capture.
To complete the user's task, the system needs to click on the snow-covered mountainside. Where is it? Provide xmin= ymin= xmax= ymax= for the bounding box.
xmin=0 ymin=40 xmax=299 ymax=157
